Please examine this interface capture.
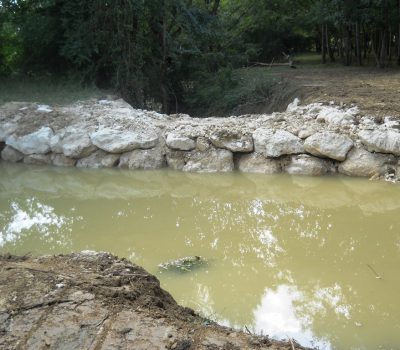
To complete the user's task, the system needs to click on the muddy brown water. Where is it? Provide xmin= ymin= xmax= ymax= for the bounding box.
xmin=1 ymin=163 xmax=400 ymax=349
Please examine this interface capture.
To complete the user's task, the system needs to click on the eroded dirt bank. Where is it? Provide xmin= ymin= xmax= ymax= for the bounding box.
xmin=0 ymin=252 xmax=311 ymax=350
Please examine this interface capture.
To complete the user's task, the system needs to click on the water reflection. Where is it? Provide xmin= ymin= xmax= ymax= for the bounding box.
xmin=0 ymin=197 xmax=76 ymax=249
xmin=1 ymin=163 xmax=400 ymax=349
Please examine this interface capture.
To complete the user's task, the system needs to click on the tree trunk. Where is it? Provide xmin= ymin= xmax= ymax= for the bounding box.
xmin=321 ymin=24 xmax=326 ymax=63
xmin=398 ymin=0 xmax=400 ymax=65
xmin=356 ymin=22 xmax=362 ymax=65
xmin=161 ymin=4 xmax=170 ymax=114
xmin=326 ymin=24 xmax=335 ymax=62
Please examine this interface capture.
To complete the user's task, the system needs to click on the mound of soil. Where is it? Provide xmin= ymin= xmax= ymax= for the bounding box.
xmin=0 ymin=252 xmax=311 ymax=350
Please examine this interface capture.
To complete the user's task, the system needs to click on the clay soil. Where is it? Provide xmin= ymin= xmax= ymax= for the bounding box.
xmin=0 ymin=252 xmax=311 ymax=350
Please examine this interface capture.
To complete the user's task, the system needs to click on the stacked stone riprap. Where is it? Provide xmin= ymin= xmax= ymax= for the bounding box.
xmin=1 ymin=98 xmax=399 ymax=181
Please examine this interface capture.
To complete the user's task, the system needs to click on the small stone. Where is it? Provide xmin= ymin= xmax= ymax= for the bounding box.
xmin=166 ymin=133 xmax=196 ymax=151
xmin=76 ymin=150 xmax=120 ymax=168
xmin=196 ymin=137 xmax=210 ymax=152
xmin=210 ymin=130 xmax=253 ymax=152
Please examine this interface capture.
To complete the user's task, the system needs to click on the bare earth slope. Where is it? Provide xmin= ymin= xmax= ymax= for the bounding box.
xmin=0 ymin=252 xmax=310 ymax=350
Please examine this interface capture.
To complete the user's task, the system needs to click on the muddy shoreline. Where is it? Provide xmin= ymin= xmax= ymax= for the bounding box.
xmin=0 ymin=98 xmax=399 ymax=182
xmin=0 ymin=252 xmax=312 ymax=350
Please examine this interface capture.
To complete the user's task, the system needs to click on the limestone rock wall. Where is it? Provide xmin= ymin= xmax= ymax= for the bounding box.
xmin=1 ymin=98 xmax=399 ymax=181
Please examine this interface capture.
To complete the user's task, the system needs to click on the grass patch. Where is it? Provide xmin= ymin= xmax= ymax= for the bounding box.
xmin=0 ymin=75 xmax=103 ymax=105
xmin=186 ymin=67 xmax=280 ymax=117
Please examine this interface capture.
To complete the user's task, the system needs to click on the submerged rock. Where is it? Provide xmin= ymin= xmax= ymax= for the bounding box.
xmin=254 ymin=129 xmax=303 ymax=157
xmin=338 ymin=147 xmax=396 ymax=177
xmin=6 ymin=127 xmax=53 ymax=155
xmin=159 ymin=256 xmax=207 ymax=272
xmin=304 ymin=132 xmax=353 ymax=161
xmin=358 ymin=129 xmax=400 ymax=156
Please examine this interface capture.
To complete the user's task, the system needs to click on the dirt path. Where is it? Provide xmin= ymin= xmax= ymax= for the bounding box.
xmin=0 ymin=252 xmax=311 ymax=350
xmin=272 ymin=65 xmax=400 ymax=119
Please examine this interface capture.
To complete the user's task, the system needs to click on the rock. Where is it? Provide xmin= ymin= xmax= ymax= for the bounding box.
xmin=358 ymin=129 xmax=400 ymax=155
xmin=76 ymin=150 xmax=120 ymax=168
xmin=236 ymin=153 xmax=281 ymax=174
xmin=196 ymin=137 xmax=210 ymax=152
xmin=298 ymin=127 xmax=315 ymax=139
xmin=0 ymin=122 xmax=18 ymax=142
xmin=1 ymin=146 xmax=24 ymax=162
xmin=0 ymin=142 xmax=4 ymax=153
xmin=6 ymin=127 xmax=53 ymax=155
xmin=51 ymin=154 xmax=76 ymax=167
xmin=338 ymin=147 xmax=396 ymax=177
xmin=284 ymin=154 xmax=333 ymax=176
xmin=166 ymin=150 xmax=186 ymax=170
xmin=183 ymin=148 xmax=233 ymax=173
xmin=61 ymin=132 xmax=97 ymax=158
xmin=23 ymin=154 xmax=52 ymax=165
xmin=91 ymin=128 xmax=159 ymax=153
xmin=159 ymin=256 xmax=206 ymax=273
xmin=37 ymin=105 xmax=53 ymax=113
xmin=119 ymin=147 xmax=166 ymax=170
xmin=209 ymin=130 xmax=253 ymax=152
xmin=316 ymin=105 xmax=358 ymax=125
xmin=253 ymin=128 xmax=303 ymax=157
xmin=166 ymin=133 xmax=196 ymax=151
xmin=286 ymin=98 xmax=300 ymax=112
xmin=304 ymin=132 xmax=353 ymax=161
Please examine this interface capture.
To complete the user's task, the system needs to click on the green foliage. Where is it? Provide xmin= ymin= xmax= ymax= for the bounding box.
xmin=1 ymin=0 xmax=400 ymax=114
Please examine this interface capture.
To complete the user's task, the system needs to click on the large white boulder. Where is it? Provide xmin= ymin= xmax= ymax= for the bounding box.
xmin=210 ymin=130 xmax=253 ymax=152
xmin=338 ymin=147 xmax=396 ymax=177
xmin=0 ymin=123 xmax=18 ymax=142
xmin=253 ymin=128 xmax=303 ymax=157
xmin=166 ymin=133 xmax=196 ymax=151
xmin=304 ymin=132 xmax=353 ymax=161
xmin=59 ymin=132 xmax=97 ymax=158
xmin=284 ymin=154 xmax=333 ymax=176
xmin=6 ymin=127 xmax=53 ymax=155
xmin=358 ymin=129 xmax=400 ymax=155
xmin=183 ymin=148 xmax=233 ymax=173
xmin=91 ymin=128 xmax=159 ymax=153
xmin=236 ymin=153 xmax=281 ymax=174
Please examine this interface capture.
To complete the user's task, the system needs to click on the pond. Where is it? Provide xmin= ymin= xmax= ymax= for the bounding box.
xmin=1 ymin=162 xmax=399 ymax=349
